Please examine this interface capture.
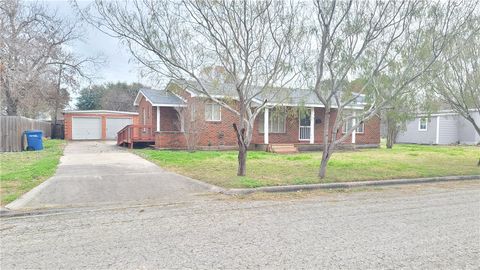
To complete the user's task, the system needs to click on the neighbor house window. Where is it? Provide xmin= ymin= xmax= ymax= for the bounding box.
xmin=205 ymin=103 xmax=221 ymax=121
xmin=419 ymin=117 xmax=428 ymax=131
xmin=343 ymin=118 xmax=364 ymax=134
xmin=259 ymin=109 xmax=286 ymax=133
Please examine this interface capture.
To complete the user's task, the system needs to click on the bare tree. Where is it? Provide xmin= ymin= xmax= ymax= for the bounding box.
xmin=175 ymin=98 xmax=207 ymax=152
xmin=301 ymin=0 xmax=473 ymax=178
xmin=0 ymin=0 xmax=100 ymax=119
xmin=82 ymin=0 xmax=303 ymax=176
xmin=432 ymin=14 xmax=480 ymax=135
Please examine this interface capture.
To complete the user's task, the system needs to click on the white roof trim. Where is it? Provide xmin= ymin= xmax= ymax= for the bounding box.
xmin=418 ymin=109 xmax=479 ymax=117
xmin=63 ymin=110 xmax=138 ymax=115
xmin=133 ymin=90 xmax=154 ymax=106
xmin=151 ymin=104 xmax=187 ymax=107
xmin=260 ymin=102 xmax=364 ymax=110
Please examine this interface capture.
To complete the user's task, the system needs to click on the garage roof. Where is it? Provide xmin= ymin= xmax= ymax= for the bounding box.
xmin=133 ymin=88 xmax=186 ymax=107
xmin=63 ymin=110 xmax=138 ymax=115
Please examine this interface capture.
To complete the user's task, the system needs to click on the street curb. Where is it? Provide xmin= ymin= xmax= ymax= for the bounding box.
xmin=0 ymin=201 xmax=191 ymax=219
xmin=220 ymin=175 xmax=480 ymax=195
xmin=4 ymin=176 xmax=57 ymax=210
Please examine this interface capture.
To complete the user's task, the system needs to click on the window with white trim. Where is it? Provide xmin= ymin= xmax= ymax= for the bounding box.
xmin=259 ymin=109 xmax=286 ymax=133
xmin=190 ymin=103 xmax=196 ymax=121
xmin=143 ymin=108 xmax=146 ymax=125
xmin=343 ymin=118 xmax=364 ymax=133
xmin=205 ymin=103 xmax=221 ymax=121
xmin=419 ymin=117 xmax=428 ymax=131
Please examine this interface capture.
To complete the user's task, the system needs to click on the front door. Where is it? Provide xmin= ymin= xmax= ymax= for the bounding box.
xmin=299 ymin=112 xmax=310 ymax=141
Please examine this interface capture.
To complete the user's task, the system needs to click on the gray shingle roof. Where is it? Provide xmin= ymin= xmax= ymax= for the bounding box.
xmin=139 ymin=88 xmax=185 ymax=106
xmin=171 ymin=79 xmax=365 ymax=107
xmin=172 ymin=79 xmax=321 ymax=105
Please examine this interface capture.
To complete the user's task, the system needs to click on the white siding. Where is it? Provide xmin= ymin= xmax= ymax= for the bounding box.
xmin=458 ymin=112 xmax=480 ymax=144
xmin=397 ymin=112 xmax=480 ymax=145
xmin=438 ymin=115 xmax=458 ymax=144
xmin=396 ymin=117 xmax=437 ymax=144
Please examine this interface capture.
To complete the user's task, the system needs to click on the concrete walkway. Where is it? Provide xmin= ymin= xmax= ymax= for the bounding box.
xmin=9 ymin=141 xmax=212 ymax=210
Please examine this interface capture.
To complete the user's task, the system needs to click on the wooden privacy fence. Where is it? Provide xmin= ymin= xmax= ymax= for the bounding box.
xmin=0 ymin=116 xmax=52 ymax=152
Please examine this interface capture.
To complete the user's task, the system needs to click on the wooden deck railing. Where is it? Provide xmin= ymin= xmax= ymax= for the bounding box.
xmin=117 ymin=125 xmax=155 ymax=148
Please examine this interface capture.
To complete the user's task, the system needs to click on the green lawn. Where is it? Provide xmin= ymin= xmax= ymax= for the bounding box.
xmin=134 ymin=144 xmax=480 ymax=188
xmin=0 ymin=139 xmax=65 ymax=205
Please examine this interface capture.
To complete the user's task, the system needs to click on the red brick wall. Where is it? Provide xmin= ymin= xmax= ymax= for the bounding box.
xmin=159 ymin=107 xmax=181 ymax=131
xmin=64 ymin=112 xmax=138 ymax=140
xmin=251 ymin=107 xmax=380 ymax=145
xmin=146 ymin=86 xmax=380 ymax=148
xmin=159 ymin=87 xmax=240 ymax=148
xmin=355 ymin=115 xmax=381 ymax=145
xmin=251 ymin=108 xmax=300 ymax=144
xmin=138 ymin=96 xmax=154 ymax=127
xmin=155 ymin=131 xmax=186 ymax=148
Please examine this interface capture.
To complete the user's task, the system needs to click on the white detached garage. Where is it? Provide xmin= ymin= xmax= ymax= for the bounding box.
xmin=64 ymin=110 xmax=139 ymax=141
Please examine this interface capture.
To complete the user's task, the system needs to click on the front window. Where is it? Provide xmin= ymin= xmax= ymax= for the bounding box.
xmin=205 ymin=103 xmax=221 ymax=121
xmin=143 ymin=108 xmax=146 ymax=125
xmin=343 ymin=118 xmax=364 ymax=133
xmin=259 ymin=109 xmax=286 ymax=133
xmin=419 ymin=117 xmax=428 ymax=131
xmin=190 ymin=103 xmax=196 ymax=121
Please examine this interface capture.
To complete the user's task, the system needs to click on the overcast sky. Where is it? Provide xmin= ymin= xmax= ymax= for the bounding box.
xmin=44 ymin=0 xmax=153 ymax=88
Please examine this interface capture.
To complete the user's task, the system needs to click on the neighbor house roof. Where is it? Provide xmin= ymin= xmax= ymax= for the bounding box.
xmin=133 ymin=88 xmax=186 ymax=107
xmin=168 ymin=79 xmax=365 ymax=109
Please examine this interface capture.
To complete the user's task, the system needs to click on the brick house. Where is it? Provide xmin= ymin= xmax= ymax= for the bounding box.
xmin=118 ymin=79 xmax=380 ymax=151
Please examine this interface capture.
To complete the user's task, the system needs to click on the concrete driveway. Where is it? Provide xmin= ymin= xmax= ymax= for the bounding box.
xmin=9 ymin=141 xmax=213 ymax=210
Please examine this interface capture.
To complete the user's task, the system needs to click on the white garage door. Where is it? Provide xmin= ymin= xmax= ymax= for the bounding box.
xmin=106 ymin=118 xmax=133 ymax=139
xmin=72 ymin=117 xmax=102 ymax=140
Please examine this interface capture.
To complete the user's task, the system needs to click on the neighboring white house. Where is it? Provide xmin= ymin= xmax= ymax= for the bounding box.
xmin=396 ymin=110 xmax=480 ymax=145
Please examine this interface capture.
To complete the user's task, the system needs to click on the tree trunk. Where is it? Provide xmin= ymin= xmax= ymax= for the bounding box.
xmin=319 ymin=107 xmax=331 ymax=178
xmin=4 ymin=86 xmax=18 ymax=116
xmin=233 ymin=123 xmax=247 ymax=176
xmin=319 ymin=145 xmax=332 ymax=178
xmin=52 ymin=65 xmax=62 ymax=138
xmin=6 ymin=101 xmax=18 ymax=116
xmin=466 ymin=114 xmax=480 ymax=136
xmin=237 ymin=145 xmax=247 ymax=176
xmin=386 ymin=125 xmax=396 ymax=149
xmin=386 ymin=135 xmax=394 ymax=149
xmin=385 ymin=115 xmax=397 ymax=149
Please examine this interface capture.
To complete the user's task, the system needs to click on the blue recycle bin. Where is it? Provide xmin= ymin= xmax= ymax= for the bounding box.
xmin=24 ymin=130 xmax=43 ymax=151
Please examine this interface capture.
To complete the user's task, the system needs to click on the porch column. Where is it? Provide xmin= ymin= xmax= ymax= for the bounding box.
xmin=264 ymin=107 xmax=269 ymax=144
xmin=309 ymin=107 xmax=315 ymax=144
xmin=180 ymin=108 xmax=185 ymax=132
xmin=351 ymin=112 xmax=356 ymax=144
xmin=156 ymin=106 xmax=160 ymax=132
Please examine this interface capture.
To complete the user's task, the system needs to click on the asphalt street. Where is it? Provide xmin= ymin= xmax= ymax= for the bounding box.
xmin=1 ymin=181 xmax=479 ymax=269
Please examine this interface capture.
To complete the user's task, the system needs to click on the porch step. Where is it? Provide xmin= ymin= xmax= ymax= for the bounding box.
xmin=268 ymin=144 xmax=298 ymax=154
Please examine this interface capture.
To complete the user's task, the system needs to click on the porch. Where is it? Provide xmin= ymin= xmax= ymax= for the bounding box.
xmin=117 ymin=105 xmax=185 ymax=149
xmin=117 ymin=125 xmax=155 ymax=148
xmin=258 ymin=106 xmax=361 ymax=146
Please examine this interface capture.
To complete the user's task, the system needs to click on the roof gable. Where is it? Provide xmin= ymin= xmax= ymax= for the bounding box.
xmin=133 ymin=88 xmax=186 ymax=107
